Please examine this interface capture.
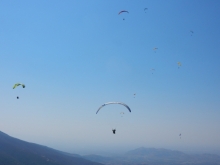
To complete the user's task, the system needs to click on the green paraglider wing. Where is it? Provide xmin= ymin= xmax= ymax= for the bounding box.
xmin=13 ymin=83 xmax=25 ymax=89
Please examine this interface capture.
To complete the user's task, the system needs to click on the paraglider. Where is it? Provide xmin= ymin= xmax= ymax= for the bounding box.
xmin=112 ymin=129 xmax=116 ymax=134
xmin=151 ymin=68 xmax=155 ymax=74
xmin=179 ymin=133 xmax=181 ymax=139
xmin=144 ymin=8 xmax=148 ymax=13
xmin=120 ymin=112 xmax=125 ymax=117
xmin=133 ymin=93 xmax=136 ymax=98
xmin=118 ymin=10 xmax=129 ymax=20
xmin=13 ymin=83 xmax=25 ymax=99
xmin=96 ymin=102 xmax=131 ymax=114
xmin=190 ymin=30 xmax=194 ymax=36
xmin=177 ymin=62 xmax=182 ymax=68
xmin=153 ymin=47 xmax=158 ymax=53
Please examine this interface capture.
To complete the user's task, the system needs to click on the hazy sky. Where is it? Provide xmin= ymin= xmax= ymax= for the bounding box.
xmin=1 ymin=0 xmax=220 ymax=155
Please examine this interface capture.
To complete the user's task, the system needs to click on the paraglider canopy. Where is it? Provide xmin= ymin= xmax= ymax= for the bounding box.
xmin=13 ymin=83 xmax=25 ymax=89
xmin=118 ymin=10 xmax=129 ymax=15
xmin=96 ymin=102 xmax=131 ymax=114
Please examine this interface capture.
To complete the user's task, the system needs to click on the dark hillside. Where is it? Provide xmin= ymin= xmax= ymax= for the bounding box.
xmin=0 ymin=131 xmax=103 ymax=165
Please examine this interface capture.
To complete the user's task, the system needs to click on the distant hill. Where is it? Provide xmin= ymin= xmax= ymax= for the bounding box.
xmin=0 ymin=131 xmax=103 ymax=165
xmin=83 ymin=147 xmax=220 ymax=165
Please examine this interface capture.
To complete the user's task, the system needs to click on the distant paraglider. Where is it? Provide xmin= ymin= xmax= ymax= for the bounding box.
xmin=151 ymin=68 xmax=155 ymax=74
xmin=177 ymin=62 xmax=182 ymax=68
xmin=13 ymin=83 xmax=25 ymax=99
xmin=133 ymin=93 xmax=136 ymax=98
xmin=190 ymin=30 xmax=194 ymax=36
xmin=179 ymin=133 xmax=181 ymax=139
xmin=112 ymin=129 xmax=116 ymax=134
xmin=144 ymin=8 xmax=148 ymax=13
xmin=153 ymin=47 xmax=158 ymax=53
xmin=96 ymin=102 xmax=131 ymax=114
xmin=118 ymin=10 xmax=129 ymax=20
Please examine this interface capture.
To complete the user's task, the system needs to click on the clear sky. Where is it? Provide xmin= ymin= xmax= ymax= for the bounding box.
xmin=1 ymin=0 xmax=220 ymax=155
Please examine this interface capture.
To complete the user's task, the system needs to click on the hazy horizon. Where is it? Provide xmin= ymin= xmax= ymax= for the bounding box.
xmin=2 ymin=129 xmax=220 ymax=156
xmin=1 ymin=0 xmax=220 ymax=157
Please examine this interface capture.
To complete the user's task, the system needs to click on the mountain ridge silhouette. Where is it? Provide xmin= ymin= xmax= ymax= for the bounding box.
xmin=0 ymin=130 xmax=103 ymax=165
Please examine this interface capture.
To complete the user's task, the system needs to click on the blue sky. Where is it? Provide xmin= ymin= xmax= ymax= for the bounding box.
xmin=1 ymin=0 xmax=220 ymax=155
